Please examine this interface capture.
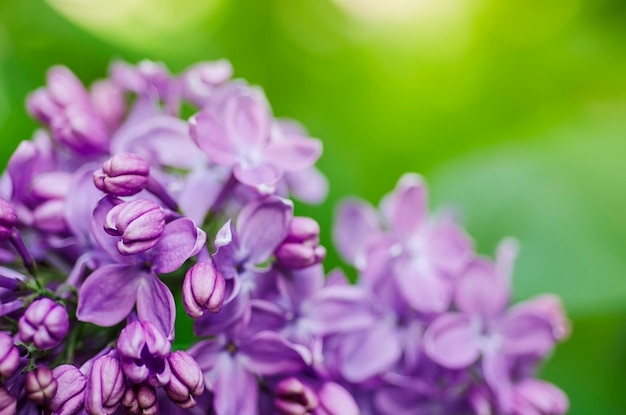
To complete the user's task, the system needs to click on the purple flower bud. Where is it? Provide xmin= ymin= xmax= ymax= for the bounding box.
xmin=117 ymin=321 xmax=171 ymax=387
xmin=182 ymin=262 xmax=226 ymax=318
xmin=94 ymin=154 xmax=150 ymax=197
xmin=50 ymin=105 xmax=109 ymax=155
xmin=46 ymin=66 xmax=91 ymax=108
xmin=0 ymin=332 xmax=20 ymax=379
xmin=90 ymin=79 xmax=126 ymax=130
xmin=104 ymin=200 xmax=165 ymax=256
xmin=85 ymin=355 xmax=126 ymax=415
xmin=275 ymin=377 xmax=319 ymax=415
xmin=164 ymin=351 xmax=205 ymax=409
xmin=122 ymin=384 xmax=158 ymax=415
xmin=0 ymin=199 xmax=17 ymax=242
xmin=18 ymin=298 xmax=69 ymax=350
xmin=25 ymin=366 xmax=58 ymax=405
xmin=47 ymin=364 xmax=87 ymax=415
xmin=275 ymin=217 xmax=326 ymax=269
xmin=0 ymin=386 xmax=16 ymax=415
xmin=26 ymin=88 xmax=61 ymax=125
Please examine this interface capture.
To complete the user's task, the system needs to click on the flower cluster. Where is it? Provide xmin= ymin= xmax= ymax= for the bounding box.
xmin=0 ymin=59 xmax=568 ymax=415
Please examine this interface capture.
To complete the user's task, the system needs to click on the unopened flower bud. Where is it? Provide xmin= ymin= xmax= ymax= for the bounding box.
xmin=104 ymin=199 xmax=165 ymax=256
xmin=18 ymin=298 xmax=69 ymax=350
xmin=182 ymin=262 xmax=226 ymax=318
xmin=275 ymin=377 xmax=318 ymax=415
xmin=117 ymin=321 xmax=171 ymax=387
xmin=122 ymin=384 xmax=158 ymax=415
xmin=46 ymin=66 xmax=91 ymax=108
xmin=51 ymin=105 xmax=109 ymax=155
xmin=47 ymin=364 xmax=87 ymax=415
xmin=25 ymin=366 xmax=58 ymax=405
xmin=0 ymin=332 xmax=20 ymax=379
xmin=164 ymin=351 xmax=204 ymax=409
xmin=90 ymin=79 xmax=126 ymax=130
xmin=275 ymin=217 xmax=326 ymax=269
xmin=85 ymin=355 xmax=126 ymax=415
xmin=27 ymin=88 xmax=61 ymax=125
xmin=0 ymin=386 xmax=16 ymax=415
xmin=0 ymin=199 xmax=17 ymax=242
xmin=512 ymin=379 xmax=568 ymax=415
xmin=94 ymin=154 xmax=149 ymax=197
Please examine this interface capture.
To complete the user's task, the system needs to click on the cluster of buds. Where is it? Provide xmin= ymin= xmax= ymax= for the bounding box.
xmin=0 ymin=58 xmax=568 ymax=415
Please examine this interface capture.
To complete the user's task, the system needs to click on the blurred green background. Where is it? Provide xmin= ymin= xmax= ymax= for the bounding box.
xmin=1 ymin=0 xmax=625 ymax=412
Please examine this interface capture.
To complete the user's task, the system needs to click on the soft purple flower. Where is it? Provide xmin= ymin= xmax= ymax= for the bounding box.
xmin=117 ymin=321 xmax=171 ymax=387
xmin=50 ymin=105 xmax=109 ymax=155
xmin=181 ymin=60 xmax=233 ymax=107
xmin=189 ymin=86 xmax=322 ymax=191
xmin=110 ymin=60 xmax=171 ymax=99
xmin=94 ymin=154 xmax=150 ymax=197
xmin=85 ymin=355 xmax=126 ymax=415
xmin=511 ymin=379 xmax=568 ymax=415
xmin=423 ymin=240 xmax=556 ymax=411
xmin=164 ymin=351 xmax=205 ymax=408
xmin=47 ymin=364 xmax=87 ymax=415
xmin=122 ymin=384 xmax=159 ymax=415
xmin=274 ymin=377 xmax=318 ymax=414
xmin=18 ymin=298 xmax=69 ymax=350
xmin=90 ymin=79 xmax=126 ymax=130
xmin=104 ymin=199 xmax=165 ymax=255
xmin=0 ymin=332 xmax=20 ymax=379
xmin=182 ymin=262 xmax=226 ymax=318
xmin=0 ymin=199 xmax=17 ymax=241
xmin=78 ymin=197 xmax=205 ymax=336
xmin=25 ymin=366 xmax=58 ymax=405
xmin=275 ymin=217 xmax=326 ymax=269
xmin=33 ymin=199 xmax=70 ymax=234
xmin=0 ymin=386 xmax=16 ymax=415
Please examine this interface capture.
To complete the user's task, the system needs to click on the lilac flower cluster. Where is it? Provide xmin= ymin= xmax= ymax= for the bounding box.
xmin=0 ymin=59 xmax=568 ymax=415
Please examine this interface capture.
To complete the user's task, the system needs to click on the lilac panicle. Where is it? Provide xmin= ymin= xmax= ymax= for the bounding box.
xmin=182 ymin=262 xmax=226 ymax=318
xmin=18 ymin=298 xmax=69 ymax=350
xmin=0 ymin=332 xmax=20 ymax=379
xmin=104 ymin=199 xmax=165 ymax=255
xmin=25 ymin=366 xmax=58 ymax=405
xmin=85 ymin=354 xmax=126 ymax=415
xmin=94 ymin=153 xmax=150 ymax=197
xmin=164 ymin=350 xmax=205 ymax=408
xmin=117 ymin=321 xmax=171 ymax=387
xmin=122 ymin=384 xmax=159 ymax=415
xmin=47 ymin=364 xmax=87 ymax=415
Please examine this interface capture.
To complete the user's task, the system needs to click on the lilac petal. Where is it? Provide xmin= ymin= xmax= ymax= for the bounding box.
xmin=482 ymin=350 xmax=513 ymax=412
xmin=189 ymin=111 xmax=238 ymax=166
xmin=0 ymin=299 xmax=23 ymax=317
xmin=265 ymin=136 xmax=322 ymax=172
xmin=423 ymin=313 xmax=480 ymax=369
xmin=233 ymin=162 xmax=282 ymax=189
xmin=455 ymin=258 xmax=508 ymax=318
xmin=194 ymin=292 xmax=248 ymax=337
xmin=332 ymin=198 xmax=381 ymax=264
xmin=225 ymin=92 xmax=269 ymax=149
xmin=423 ymin=218 xmax=473 ymax=276
xmin=284 ymin=167 xmax=329 ymax=205
xmin=91 ymin=196 xmax=127 ymax=263
xmin=188 ymin=339 xmax=224 ymax=372
xmin=501 ymin=310 xmax=555 ymax=357
xmin=248 ymin=300 xmax=288 ymax=334
xmin=136 ymin=274 xmax=176 ymax=340
xmin=213 ymin=356 xmax=259 ymax=415
xmin=337 ymin=321 xmax=402 ymax=382
xmin=77 ymin=264 xmax=141 ymax=327
xmin=276 ymin=264 xmax=324 ymax=308
xmin=496 ymin=238 xmax=519 ymax=287
xmin=513 ymin=379 xmax=568 ymax=415
xmin=317 ymin=382 xmax=360 ymax=415
xmin=178 ymin=169 xmax=222 ymax=225
xmin=385 ymin=173 xmax=428 ymax=239
xmin=394 ymin=261 xmax=452 ymax=313
xmin=305 ymin=285 xmax=376 ymax=335
xmin=65 ymin=166 xmax=103 ymax=241
xmin=213 ymin=221 xmax=240 ymax=280
xmin=239 ymin=331 xmax=310 ymax=376
xmin=236 ymin=197 xmax=293 ymax=265
xmin=151 ymin=218 xmax=206 ymax=274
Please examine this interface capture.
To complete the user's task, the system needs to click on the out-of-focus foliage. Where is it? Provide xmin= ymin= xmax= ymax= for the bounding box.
xmin=1 ymin=0 xmax=626 ymax=412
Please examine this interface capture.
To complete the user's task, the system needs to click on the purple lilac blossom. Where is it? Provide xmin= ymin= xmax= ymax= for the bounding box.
xmin=0 ymin=60 xmax=569 ymax=415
